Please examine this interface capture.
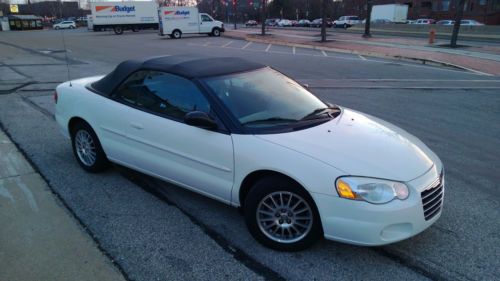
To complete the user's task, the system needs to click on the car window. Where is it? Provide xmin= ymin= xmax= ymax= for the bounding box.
xmin=201 ymin=15 xmax=212 ymax=22
xmin=138 ymin=71 xmax=211 ymax=120
xmin=113 ymin=71 xmax=148 ymax=104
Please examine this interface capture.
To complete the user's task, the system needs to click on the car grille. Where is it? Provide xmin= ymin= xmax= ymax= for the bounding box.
xmin=421 ymin=172 xmax=444 ymax=221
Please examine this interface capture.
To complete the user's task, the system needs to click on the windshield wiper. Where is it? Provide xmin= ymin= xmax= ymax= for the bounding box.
xmin=242 ymin=117 xmax=298 ymax=126
xmin=301 ymin=106 xmax=339 ymax=121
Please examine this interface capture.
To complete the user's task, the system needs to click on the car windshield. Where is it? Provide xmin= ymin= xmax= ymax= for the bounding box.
xmin=203 ymin=68 xmax=329 ymax=127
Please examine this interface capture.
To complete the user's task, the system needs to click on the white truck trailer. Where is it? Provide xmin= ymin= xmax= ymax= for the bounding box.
xmin=90 ymin=1 xmax=158 ymax=34
xmin=158 ymin=6 xmax=224 ymax=39
xmin=371 ymin=4 xmax=408 ymax=23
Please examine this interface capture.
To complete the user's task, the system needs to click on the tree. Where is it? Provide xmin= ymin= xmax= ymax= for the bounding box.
xmin=363 ymin=0 xmax=372 ymax=38
xmin=261 ymin=0 xmax=266 ymax=35
xmin=450 ymin=0 xmax=466 ymax=47
xmin=320 ymin=0 xmax=326 ymax=42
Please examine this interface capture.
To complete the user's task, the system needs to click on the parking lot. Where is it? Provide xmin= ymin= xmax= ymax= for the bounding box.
xmin=0 ymin=29 xmax=499 ymax=281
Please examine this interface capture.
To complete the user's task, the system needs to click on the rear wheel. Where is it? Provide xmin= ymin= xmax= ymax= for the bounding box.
xmin=71 ymin=122 xmax=109 ymax=173
xmin=343 ymin=23 xmax=347 ymax=29
xmin=172 ymin=29 xmax=182 ymax=39
xmin=243 ymin=176 xmax=322 ymax=251
xmin=113 ymin=26 xmax=124 ymax=35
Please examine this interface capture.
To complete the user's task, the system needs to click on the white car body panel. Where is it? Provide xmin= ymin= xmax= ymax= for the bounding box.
xmin=55 ymin=72 xmax=443 ymax=246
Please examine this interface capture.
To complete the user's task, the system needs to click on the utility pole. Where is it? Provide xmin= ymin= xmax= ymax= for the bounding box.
xmin=260 ymin=0 xmax=266 ymax=35
xmin=450 ymin=0 xmax=466 ymax=47
xmin=320 ymin=0 xmax=327 ymax=42
xmin=363 ymin=0 xmax=373 ymax=38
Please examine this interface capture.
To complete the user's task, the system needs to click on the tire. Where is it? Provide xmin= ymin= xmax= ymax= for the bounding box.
xmin=55 ymin=26 xmax=60 ymax=30
xmin=70 ymin=25 xmax=75 ymax=29
xmin=113 ymin=26 xmax=124 ymax=35
xmin=343 ymin=23 xmax=347 ymax=29
xmin=243 ymin=176 xmax=322 ymax=251
xmin=172 ymin=29 xmax=181 ymax=39
xmin=132 ymin=27 xmax=139 ymax=32
xmin=71 ymin=122 xmax=109 ymax=173
xmin=212 ymin=28 xmax=221 ymax=37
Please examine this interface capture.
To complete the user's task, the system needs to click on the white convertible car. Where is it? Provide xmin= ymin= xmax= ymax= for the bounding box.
xmin=55 ymin=55 xmax=444 ymax=251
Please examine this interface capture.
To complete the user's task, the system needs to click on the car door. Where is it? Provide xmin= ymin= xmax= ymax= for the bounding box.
xmin=124 ymin=71 xmax=234 ymax=203
xmin=199 ymin=14 xmax=214 ymax=33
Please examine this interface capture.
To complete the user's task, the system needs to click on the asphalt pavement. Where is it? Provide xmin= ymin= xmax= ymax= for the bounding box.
xmin=0 ymin=28 xmax=499 ymax=281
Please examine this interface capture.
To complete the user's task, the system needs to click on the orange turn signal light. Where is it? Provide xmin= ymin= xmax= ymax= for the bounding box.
xmin=336 ymin=179 xmax=357 ymax=199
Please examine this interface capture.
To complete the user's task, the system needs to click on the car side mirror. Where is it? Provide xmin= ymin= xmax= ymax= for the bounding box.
xmin=184 ymin=111 xmax=218 ymax=130
xmin=302 ymin=83 xmax=309 ymax=88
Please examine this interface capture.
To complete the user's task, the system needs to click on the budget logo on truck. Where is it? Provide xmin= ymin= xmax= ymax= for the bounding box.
xmin=95 ymin=5 xmax=136 ymax=13
xmin=164 ymin=10 xmax=190 ymax=19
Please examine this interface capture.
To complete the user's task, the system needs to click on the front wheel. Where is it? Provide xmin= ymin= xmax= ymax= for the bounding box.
xmin=71 ymin=122 xmax=109 ymax=173
xmin=212 ymin=28 xmax=221 ymax=37
xmin=244 ymin=177 xmax=322 ymax=251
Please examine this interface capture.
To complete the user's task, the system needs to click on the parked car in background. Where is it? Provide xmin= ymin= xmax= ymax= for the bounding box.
xmin=291 ymin=20 xmax=298 ymax=26
xmin=333 ymin=16 xmax=360 ymax=28
xmin=415 ymin=19 xmax=435 ymax=24
xmin=436 ymin=20 xmax=454 ymax=25
xmin=53 ymin=20 xmax=76 ymax=30
xmin=460 ymin=19 xmax=484 ymax=26
xmin=245 ymin=20 xmax=258 ymax=27
xmin=265 ymin=18 xmax=279 ymax=26
xmin=297 ymin=19 xmax=311 ymax=27
xmin=405 ymin=20 xmax=415 ymax=24
xmin=371 ymin=18 xmax=393 ymax=24
xmin=277 ymin=19 xmax=292 ymax=27
xmin=311 ymin=18 xmax=332 ymax=28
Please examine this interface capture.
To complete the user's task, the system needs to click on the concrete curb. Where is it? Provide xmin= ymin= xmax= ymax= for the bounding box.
xmin=223 ymin=33 xmax=493 ymax=76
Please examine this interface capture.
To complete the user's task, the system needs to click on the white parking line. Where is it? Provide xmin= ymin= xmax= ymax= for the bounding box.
xmin=221 ymin=41 xmax=233 ymax=47
xmin=321 ymin=50 xmax=328 ymax=57
xmin=265 ymin=44 xmax=272 ymax=52
xmin=293 ymin=46 xmax=296 ymax=54
xmin=358 ymin=55 xmax=367 ymax=60
xmin=242 ymin=42 xmax=252 ymax=49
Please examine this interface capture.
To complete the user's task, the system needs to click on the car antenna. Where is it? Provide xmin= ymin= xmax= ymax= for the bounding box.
xmin=60 ymin=26 xmax=72 ymax=87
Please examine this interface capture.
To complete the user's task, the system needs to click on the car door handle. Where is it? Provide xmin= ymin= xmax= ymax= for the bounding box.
xmin=130 ymin=122 xmax=143 ymax=130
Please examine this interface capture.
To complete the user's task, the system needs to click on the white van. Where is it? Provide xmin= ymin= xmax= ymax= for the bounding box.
xmin=158 ymin=6 xmax=224 ymax=39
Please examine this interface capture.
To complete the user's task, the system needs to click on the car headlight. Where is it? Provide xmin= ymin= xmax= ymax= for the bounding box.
xmin=335 ymin=177 xmax=409 ymax=204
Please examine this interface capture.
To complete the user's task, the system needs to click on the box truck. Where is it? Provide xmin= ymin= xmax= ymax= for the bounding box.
xmin=90 ymin=1 xmax=158 ymax=34
xmin=158 ymin=6 xmax=224 ymax=39
xmin=371 ymin=4 xmax=408 ymax=23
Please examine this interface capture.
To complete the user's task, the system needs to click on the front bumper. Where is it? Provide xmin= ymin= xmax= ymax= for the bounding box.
xmin=313 ymin=166 xmax=444 ymax=246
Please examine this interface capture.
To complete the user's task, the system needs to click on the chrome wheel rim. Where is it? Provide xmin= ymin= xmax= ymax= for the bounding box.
xmin=256 ymin=191 xmax=313 ymax=243
xmin=75 ymin=130 xmax=96 ymax=167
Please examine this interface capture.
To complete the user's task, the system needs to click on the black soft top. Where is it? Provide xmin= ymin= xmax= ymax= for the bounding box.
xmin=91 ymin=55 xmax=265 ymax=96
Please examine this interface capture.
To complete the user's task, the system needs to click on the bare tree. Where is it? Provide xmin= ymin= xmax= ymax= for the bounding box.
xmin=260 ymin=0 xmax=266 ymax=35
xmin=320 ymin=0 xmax=326 ymax=42
xmin=450 ymin=0 xmax=466 ymax=47
xmin=363 ymin=0 xmax=372 ymax=37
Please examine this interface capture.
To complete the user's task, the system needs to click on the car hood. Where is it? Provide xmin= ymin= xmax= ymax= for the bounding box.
xmin=256 ymin=108 xmax=436 ymax=181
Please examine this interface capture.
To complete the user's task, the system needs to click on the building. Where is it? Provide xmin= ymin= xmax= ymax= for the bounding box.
xmin=339 ymin=0 xmax=500 ymax=24
xmin=3 ymin=14 xmax=43 ymax=30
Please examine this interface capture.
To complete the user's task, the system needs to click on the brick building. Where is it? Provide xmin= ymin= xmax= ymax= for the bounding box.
xmin=338 ymin=0 xmax=500 ymax=24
